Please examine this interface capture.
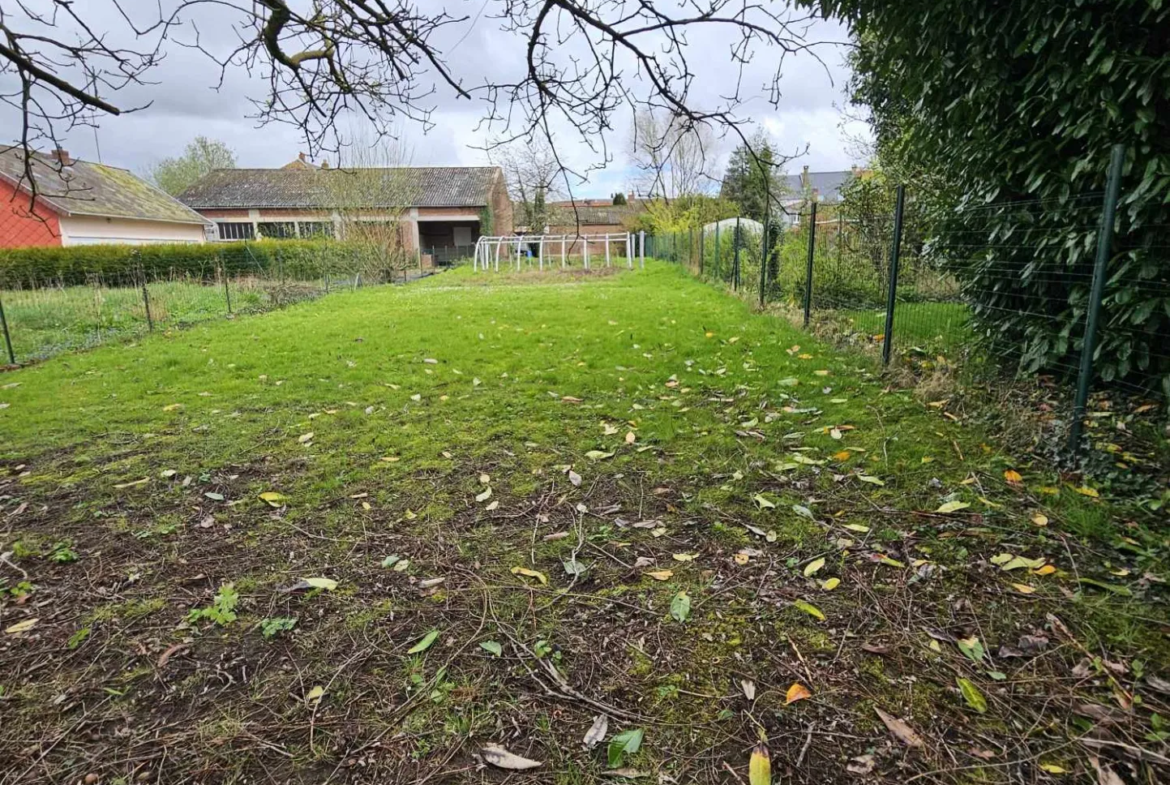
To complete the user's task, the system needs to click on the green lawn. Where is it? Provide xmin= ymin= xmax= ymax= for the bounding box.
xmin=0 ymin=263 xmax=1164 ymax=784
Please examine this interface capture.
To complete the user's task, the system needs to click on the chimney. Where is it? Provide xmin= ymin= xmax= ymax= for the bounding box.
xmin=298 ymin=152 xmax=307 ymax=163
xmin=51 ymin=148 xmax=73 ymax=166
xmin=628 ymin=191 xmax=635 ymax=202
xmin=320 ymin=160 xmax=330 ymax=169
xmin=802 ymin=164 xmax=809 ymax=187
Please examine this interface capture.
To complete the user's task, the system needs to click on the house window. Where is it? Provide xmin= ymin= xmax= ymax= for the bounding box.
xmin=257 ymin=221 xmax=296 ymax=239
xmin=298 ymin=221 xmax=334 ymax=239
xmin=217 ymin=222 xmax=255 ymax=241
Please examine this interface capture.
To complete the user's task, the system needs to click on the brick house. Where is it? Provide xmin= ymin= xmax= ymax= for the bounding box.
xmin=178 ymin=163 xmax=513 ymax=263
xmin=0 ymin=147 xmax=211 ymax=247
xmin=540 ymin=197 xmax=644 ymax=254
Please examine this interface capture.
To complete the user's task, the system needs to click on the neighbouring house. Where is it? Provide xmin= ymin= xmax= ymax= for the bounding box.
xmin=539 ymin=196 xmax=643 ymax=255
xmin=178 ymin=160 xmax=514 ymax=264
xmin=780 ymin=166 xmax=861 ymax=228
xmin=0 ymin=147 xmax=211 ymax=248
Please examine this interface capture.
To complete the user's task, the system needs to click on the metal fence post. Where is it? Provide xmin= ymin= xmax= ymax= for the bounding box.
xmin=639 ymin=230 xmax=645 ymax=268
xmin=714 ymin=221 xmax=721 ymax=281
xmin=140 ymin=267 xmax=154 ymax=332
xmin=1069 ymin=143 xmax=1126 ymax=453
xmin=881 ymin=185 xmax=906 ymax=367
xmin=733 ymin=217 xmax=741 ymax=291
xmin=220 ymin=251 xmax=233 ymax=314
xmin=699 ymin=226 xmax=705 ymax=277
xmin=759 ymin=212 xmax=769 ymax=306
xmin=0 ymin=290 xmax=15 ymax=365
xmin=803 ymin=201 xmax=818 ymax=327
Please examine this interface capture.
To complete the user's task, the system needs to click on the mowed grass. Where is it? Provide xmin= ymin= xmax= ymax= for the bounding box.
xmin=0 ymin=263 xmax=1165 ymax=785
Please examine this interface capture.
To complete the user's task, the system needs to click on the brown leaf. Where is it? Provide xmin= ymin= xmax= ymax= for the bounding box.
xmin=874 ymin=707 xmax=924 ymax=747
xmin=785 ymin=682 xmax=812 ymax=705
xmin=156 ymin=643 xmax=189 ymax=669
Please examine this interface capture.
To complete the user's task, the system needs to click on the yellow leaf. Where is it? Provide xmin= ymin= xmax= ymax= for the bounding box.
xmin=5 ymin=618 xmax=38 ymax=634
xmin=842 ymin=523 xmax=870 ymax=533
xmin=734 ymin=552 xmax=750 ymax=565
xmin=381 ymin=456 xmax=401 ymax=463
xmin=298 ymin=432 xmax=314 ymax=443
xmin=1033 ymin=564 xmax=1056 ymax=576
xmin=646 ymin=570 xmax=673 ymax=581
xmin=1039 ymin=763 xmax=1067 ymax=774
xmin=301 ymin=577 xmax=338 ymax=590
xmin=749 ymin=745 xmax=771 ymax=785
xmin=803 ymin=557 xmax=826 ymax=577
xmin=814 ymin=369 xmax=830 ymax=376
xmin=1038 ymin=486 xmax=1060 ymax=495
xmin=1074 ymin=485 xmax=1099 ymax=498
xmin=162 ymin=403 xmax=183 ymax=412
xmin=785 ymin=682 xmax=812 ymax=704
xmin=476 ymin=487 xmax=493 ymax=502
xmin=259 ymin=491 xmax=287 ymax=508
xmin=821 ymin=577 xmax=841 ymax=591
xmin=306 ymin=685 xmax=325 ymax=705
xmin=510 ymin=566 xmax=548 ymax=585
xmin=1003 ymin=469 xmax=1023 ymax=484
xmin=1031 ymin=513 xmax=1049 ymax=526
xmin=833 ymin=451 xmax=852 ymax=461
xmin=625 ymin=431 xmax=636 ymax=444
xmin=793 ymin=599 xmax=824 ymax=620
xmin=936 ymin=501 xmax=970 ymax=514
xmin=672 ymin=553 xmax=697 ymax=562
xmin=1011 ymin=583 xmax=1036 ymax=594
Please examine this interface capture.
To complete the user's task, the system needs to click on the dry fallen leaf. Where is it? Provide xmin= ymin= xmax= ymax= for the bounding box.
xmin=785 ymin=682 xmax=812 ymax=704
xmin=583 ymin=714 xmax=608 ymax=749
xmin=645 ymin=570 xmax=673 ymax=581
xmin=481 ymin=744 xmax=542 ymax=770
xmin=510 ymin=566 xmax=548 ymax=584
xmin=4 ymin=618 xmax=38 ymax=634
xmin=741 ymin=679 xmax=756 ymax=701
xmin=874 ymin=706 xmax=924 ymax=747
xmin=1004 ymin=469 xmax=1023 ymax=484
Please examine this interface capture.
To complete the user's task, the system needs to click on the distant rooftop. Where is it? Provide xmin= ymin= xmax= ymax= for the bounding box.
xmin=0 ymin=146 xmax=209 ymax=225
xmin=178 ymin=166 xmax=503 ymax=210
xmin=783 ymin=169 xmax=860 ymax=203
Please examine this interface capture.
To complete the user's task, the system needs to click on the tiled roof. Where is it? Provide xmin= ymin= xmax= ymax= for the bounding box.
xmin=546 ymin=200 xmax=644 ymax=227
xmin=0 ymin=147 xmax=209 ymax=225
xmin=783 ymin=171 xmax=855 ymax=203
xmin=178 ymin=167 xmax=502 ymax=210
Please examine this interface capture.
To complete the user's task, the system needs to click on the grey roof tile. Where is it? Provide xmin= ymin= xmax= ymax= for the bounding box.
xmin=178 ymin=167 xmax=501 ymax=210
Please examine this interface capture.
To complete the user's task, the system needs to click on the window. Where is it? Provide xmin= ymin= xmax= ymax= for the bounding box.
xmin=257 ymin=221 xmax=296 ymax=239
xmin=217 ymin=222 xmax=255 ymax=241
xmin=298 ymin=221 xmax=335 ymax=239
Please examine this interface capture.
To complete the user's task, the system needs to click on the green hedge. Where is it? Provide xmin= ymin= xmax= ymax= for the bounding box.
xmin=0 ymin=239 xmax=407 ymax=287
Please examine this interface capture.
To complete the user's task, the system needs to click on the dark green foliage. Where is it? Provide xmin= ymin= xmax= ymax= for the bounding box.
xmin=0 ymin=240 xmax=394 ymax=287
xmin=819 ymin=0 xmax=1170 ymax=393
xmin=612 ymin=192 xmax=628 ymax=205
xmin=719 ymin=131 xmax=787 ymax=221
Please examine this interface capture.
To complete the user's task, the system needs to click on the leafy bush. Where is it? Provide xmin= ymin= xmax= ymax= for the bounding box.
xmin=824 ymin=0 xmax=1170 ymax=394
xmin=0 ymin=239 xmax=410 ymax=288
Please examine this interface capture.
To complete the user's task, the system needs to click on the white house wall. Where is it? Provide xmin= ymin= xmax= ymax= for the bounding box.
xmin=60 ymin=215 xmax=207 ymax=246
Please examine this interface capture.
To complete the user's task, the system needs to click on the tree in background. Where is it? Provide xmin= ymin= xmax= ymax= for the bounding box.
xmin=612 ymin=192 xmax=627 ymax=206
xmin=493 ymin=137 xmax=560 ymax=232
xmin=629 ymin=110 xmax=717 ymax=199
xmin=719 ymin=131 xmax=788 ymax=222
xmin=825 ymin=0 xmax=1170 ymax=393
xmin=322 ymin=130 xmax=418 ymax=281
xmin=148 ymin=137 xmax=236 ymax=195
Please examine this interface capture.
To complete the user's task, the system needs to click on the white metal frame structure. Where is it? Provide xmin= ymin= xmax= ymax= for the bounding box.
xmin=473 ymin=232 xmax=647 ymax=272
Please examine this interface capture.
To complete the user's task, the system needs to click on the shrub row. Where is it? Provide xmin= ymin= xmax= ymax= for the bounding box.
xmin=0 ymin=240 xmax=411 ymax=287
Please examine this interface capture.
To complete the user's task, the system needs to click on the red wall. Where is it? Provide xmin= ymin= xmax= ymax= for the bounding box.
xmin=0 ymin=179 xmax=61 ymax=248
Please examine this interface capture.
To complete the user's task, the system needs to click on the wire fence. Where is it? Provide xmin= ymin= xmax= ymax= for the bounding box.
xmin=0 ymin=241 xmax=434 ymax=365
xmin=653 ymin=146 xmax=1170 ymax=454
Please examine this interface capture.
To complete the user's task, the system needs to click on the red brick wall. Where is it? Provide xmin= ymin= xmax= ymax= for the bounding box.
xmin=0 ymin=179 xmax=61 ymax=247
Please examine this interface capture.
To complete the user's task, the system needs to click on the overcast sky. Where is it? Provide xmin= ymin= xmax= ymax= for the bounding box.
xmin=2 ymin=2 xmax=870 ymax=198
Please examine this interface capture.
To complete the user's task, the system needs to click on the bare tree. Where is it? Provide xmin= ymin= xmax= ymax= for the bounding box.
xmin=322 ymin=128 xmax=418 ymax=281
xmin=492 ymin=135 xmax=561 ymax=232
xmin=0 ymin=1 xmax=827 ymax=208
xmin=630 ymin=109 xmax=718 ymax=199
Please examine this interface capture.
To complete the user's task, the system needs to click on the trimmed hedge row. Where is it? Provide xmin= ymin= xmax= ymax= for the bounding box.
xmin=0 ymin=240 xmax=407 ymax=287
